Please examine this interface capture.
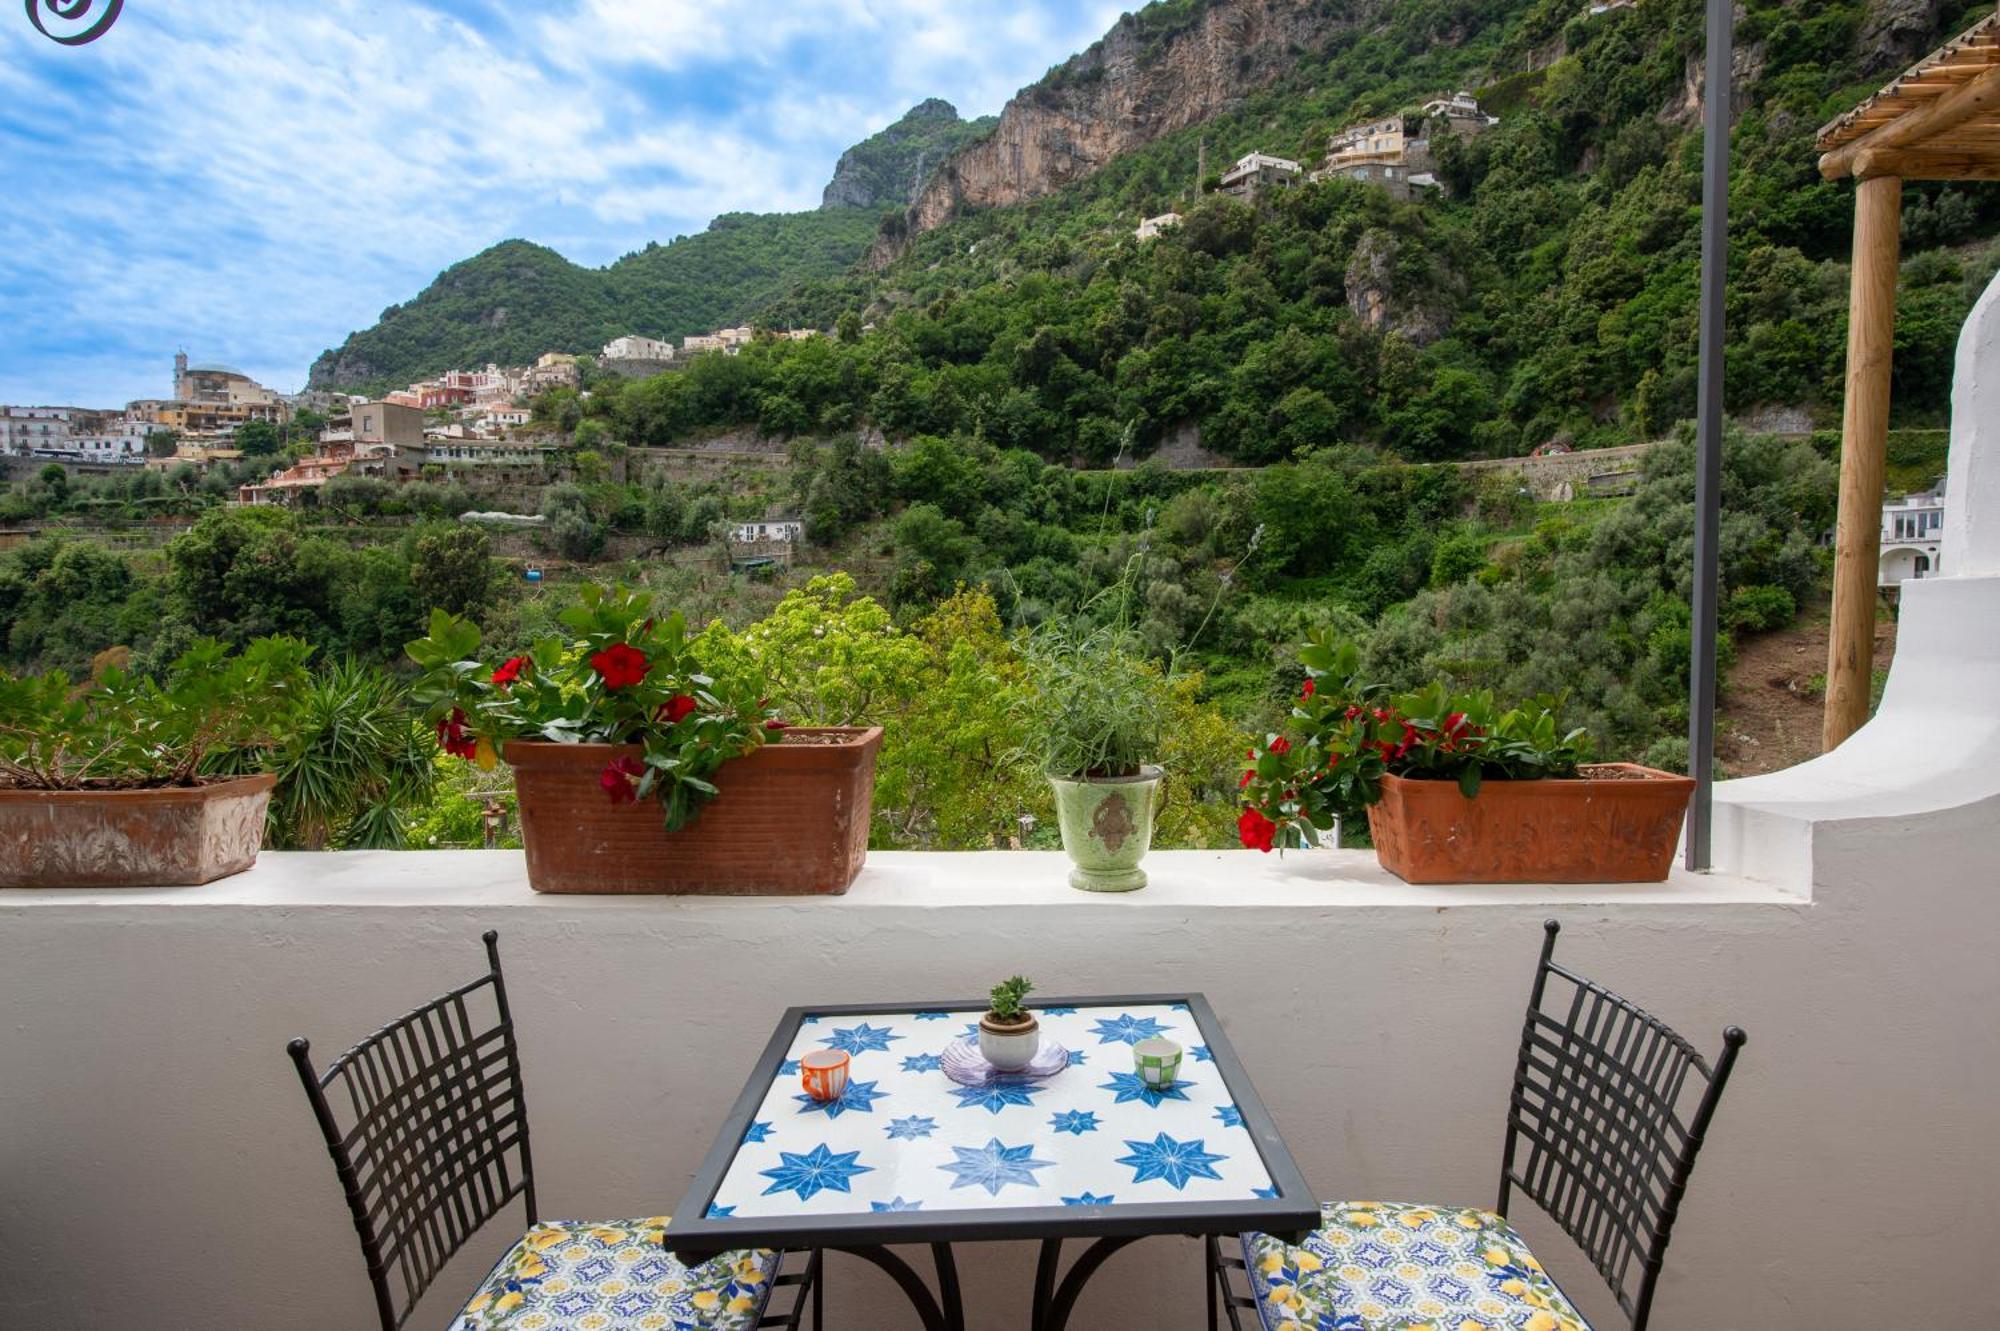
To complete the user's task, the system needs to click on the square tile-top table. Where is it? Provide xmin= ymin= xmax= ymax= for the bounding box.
xmin=666 ymin=994 xmax=1317 ymax=1331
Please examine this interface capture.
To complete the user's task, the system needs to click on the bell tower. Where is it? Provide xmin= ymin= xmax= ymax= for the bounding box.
xmin=173 ymin=350 xmax=189 ymax=401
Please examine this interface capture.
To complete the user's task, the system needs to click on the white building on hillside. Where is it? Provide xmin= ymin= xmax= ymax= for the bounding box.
xmin=1218 ymin=153 xmax=1301 ymax=199
xmin=1135 ymin=212 xmax=1182 ymax=241
xmin=0 ymin=406 xmax=72 ymax=456
xmin=729 ymin=519 xmax=804 ymax=544
xmin=1881 ymin=485 xmax=1947 ymax=585
xmin=602 ymin=335 xmax=675 ymax=362
xmin=683 ymin=334 xmax=726 ymax=355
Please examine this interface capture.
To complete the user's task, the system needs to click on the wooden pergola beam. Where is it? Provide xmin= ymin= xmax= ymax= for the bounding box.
xmin=1852 ymin=146 xmax=2000 ymax=180
xmin=1821 ymin=62 xmax=2000 ymax=177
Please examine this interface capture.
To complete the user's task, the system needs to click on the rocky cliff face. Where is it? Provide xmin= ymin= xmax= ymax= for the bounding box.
xmin=874 ymin=0 xmax=1357 ymax=265
xmin=821 ymin=99 xmax=997 ymax=211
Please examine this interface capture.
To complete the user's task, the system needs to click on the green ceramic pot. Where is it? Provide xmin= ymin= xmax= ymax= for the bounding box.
xmin=1047 ymin=766 xmax=1163 ymax=892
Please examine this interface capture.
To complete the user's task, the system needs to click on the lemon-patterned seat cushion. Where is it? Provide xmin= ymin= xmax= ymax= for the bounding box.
xmin=1242 ymin=1200 xmax=1593 ymax=1331
xmin=453 ymin=1216 xmax=779 ymax=1331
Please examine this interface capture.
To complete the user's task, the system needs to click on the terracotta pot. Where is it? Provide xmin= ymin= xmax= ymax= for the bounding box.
xmin=505 ymin=726 xmax=882 ymax=894
xmin=1366 ymin=763 xmax=1695 ymax=884
xmin=978 ymin=1013 xmax=1041 ymax=1071
xmin=0 ymin=772 xmax=276 ymax=888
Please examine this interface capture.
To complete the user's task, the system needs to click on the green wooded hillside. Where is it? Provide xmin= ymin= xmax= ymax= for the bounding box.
xmin=724 ymin=0 xmax=1997 ymax=461
xmin=306 ymin=210 xmax=879 ymax=391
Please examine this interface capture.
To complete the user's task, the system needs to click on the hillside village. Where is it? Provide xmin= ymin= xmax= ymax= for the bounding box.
xmin=0 ymin=317 xmax=831 ymax=509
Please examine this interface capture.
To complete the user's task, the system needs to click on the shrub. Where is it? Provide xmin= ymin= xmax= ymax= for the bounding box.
xmin=1726 ymin=583 xmax=1796 ymax=633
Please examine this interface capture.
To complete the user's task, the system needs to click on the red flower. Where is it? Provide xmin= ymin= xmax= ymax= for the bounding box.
xmin=1301 ymin=678 xmax=1315 ymax=699
xmin=1238 ymin=807 xmax=1278 ymax=853
xmin=491 ymin=656 xmax=530 ymax=688
xmin=589 ymin=643 xmax=650 ymax=690
xmin=1238 ymin=768 xmax=1255 ymax=789
xmin=434 ymin=708 xmax=478 ymax=760
xmin=656 ymin=693 xmax=697 ymax=724
xmin=1345 ymin=705 xmax=1364 ymax=721
xmin=598 ymin=755 xmax=645 ymax=805
xmin=1269 ymin=736 xmax=1292 ymax=756
xmin=765 ymin=719 xmax=789 ymax=732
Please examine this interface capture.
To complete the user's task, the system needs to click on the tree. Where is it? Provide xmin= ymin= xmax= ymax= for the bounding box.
xmin=37 ymin=464 xmax=69 ymax=506
xmin=411 ymin=525 xmax=499 ymax=618
xmin=234 ymin=419 xmax=281 ymax=456
xmin=144 ymin=429 xmax=180 ymax=458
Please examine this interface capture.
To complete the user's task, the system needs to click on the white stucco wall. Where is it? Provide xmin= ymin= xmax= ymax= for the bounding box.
xmin=2 ymin=847 xmax=1996 ymax=1330
xmin=1942 ymin=267 xmax=2000 ymax=576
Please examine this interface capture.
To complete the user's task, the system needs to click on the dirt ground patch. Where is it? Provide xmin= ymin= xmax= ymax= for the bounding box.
xmin=1716 ymin=598 xmax=1898 ymax=777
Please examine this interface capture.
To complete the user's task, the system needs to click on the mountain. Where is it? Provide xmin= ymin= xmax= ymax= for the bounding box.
xmin=882 ymin=0 xmax=1344 ymax=258
xmin=821 ymin=99 xmax=997 ymax=211
xmin=628 ymin=0 xmax=1999 ymax=465
xmin=307 ymin=209 xmax=878 ymax=391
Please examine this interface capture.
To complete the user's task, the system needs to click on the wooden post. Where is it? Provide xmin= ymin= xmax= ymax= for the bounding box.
xmin=1824 ymin=172 xmax=1902 ymax=750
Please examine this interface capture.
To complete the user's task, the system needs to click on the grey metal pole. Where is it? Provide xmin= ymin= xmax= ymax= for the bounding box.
xmin=1687 ymin=0 xmax=1734 ymax=871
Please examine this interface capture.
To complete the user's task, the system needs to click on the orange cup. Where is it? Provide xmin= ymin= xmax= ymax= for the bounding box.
xmin=800 ymin=1049 xmax=850 ymax=1102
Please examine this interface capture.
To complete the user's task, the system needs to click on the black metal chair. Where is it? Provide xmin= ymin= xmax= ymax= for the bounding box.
xmin=1211 ymin=919 xmax=1745 ymax=1331
xmin=287 ymin=930 xmax=819 ymax=1330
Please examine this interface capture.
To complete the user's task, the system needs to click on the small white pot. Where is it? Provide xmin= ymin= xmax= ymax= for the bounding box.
xmin=978 ymin=1015 xmax=1041 ymax=1071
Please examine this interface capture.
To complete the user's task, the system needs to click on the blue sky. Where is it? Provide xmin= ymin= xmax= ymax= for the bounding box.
xmin=0 ymin=0 xmax=1126 ymax=406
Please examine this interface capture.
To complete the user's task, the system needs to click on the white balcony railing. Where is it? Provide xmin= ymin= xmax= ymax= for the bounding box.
xmin=2 ymin=833 xmax=1993 ymax=1328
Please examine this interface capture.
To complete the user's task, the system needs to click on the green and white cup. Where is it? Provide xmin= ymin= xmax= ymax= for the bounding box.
xmin=1133 ymin=1037 xmax=1183 ymax=1088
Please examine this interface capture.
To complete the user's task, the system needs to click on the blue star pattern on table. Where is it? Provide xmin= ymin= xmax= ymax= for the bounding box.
xmin=705 ymin=1203 xmax=736 ymax=1218
xmin=885 ymin=1115 xmax=938 ymax=1141
xmin=1191 ymin=1045 xmax=1213 ymax=1063
xmin=1050 ymin=1109 xmax=1100 ymax=1135
xmin=949 ymin=1081 xmax=1045 ymax=1115
xmin=706 ymin=1002 xmax=1274 ymax=1218
xmin=793 ymin=1079 xmax=886 ymax=1120
xmin=870 ymin=1196 xmax=925 ymax=1211
xmin=940 ymin=1138 xmax=1055 ymax=1196
xmin=1101 ymin=1070 xmax=1194 ymax=1107
xmin=758 ymin=1143 xmax=872 ymax=1201
xmin=1116 ymin=1132 xmax=1229 ymax=1190
xmin=1090 ymin=1013 xmax=1171 ymax=1046
xmin=820 ymin=1022 xmax=903 ymax=1056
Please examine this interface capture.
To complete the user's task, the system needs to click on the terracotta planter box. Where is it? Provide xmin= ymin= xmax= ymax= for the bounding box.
xmin=1366 ymin=763 xmax=1695 ymax=885
xmin=0 ymin=773 xmax=276 ymax=888
xmin=506 ymin=727 xmax=883 ymax=895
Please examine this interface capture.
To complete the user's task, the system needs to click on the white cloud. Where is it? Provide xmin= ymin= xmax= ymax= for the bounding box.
xmin=0 ymin=0 xmax=1124 ymax=405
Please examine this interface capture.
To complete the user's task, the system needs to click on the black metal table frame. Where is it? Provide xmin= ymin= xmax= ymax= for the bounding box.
xmin=664 ymin=992 xmax=1318 ymax=1331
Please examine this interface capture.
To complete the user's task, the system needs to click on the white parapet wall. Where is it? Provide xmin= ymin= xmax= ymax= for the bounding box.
xmin=1713 ymin=267 xmax=2000 ymax=886
xmin=2 ymin=846 xmax=1997 ymax=1329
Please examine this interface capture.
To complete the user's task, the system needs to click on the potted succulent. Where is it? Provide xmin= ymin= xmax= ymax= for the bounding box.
xmin=0 ymin=638 xmax=306 ymax=887
xmin=1021 ymin=622 xmax=1169 ymax=892
xmin=406 ymin=584 xmax=882 ymax=894
xmin=1239 ymin=632 xmax=1695 ymax=884
xmin=979 ymin=975 xmax=1040 ymax=1072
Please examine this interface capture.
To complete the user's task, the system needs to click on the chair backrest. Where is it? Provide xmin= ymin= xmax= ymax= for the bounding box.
xmin=287 ymin=931 xmax=536 ymax=1331
xmin=1497 ymin=920 xmax=1745 ymax=1331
